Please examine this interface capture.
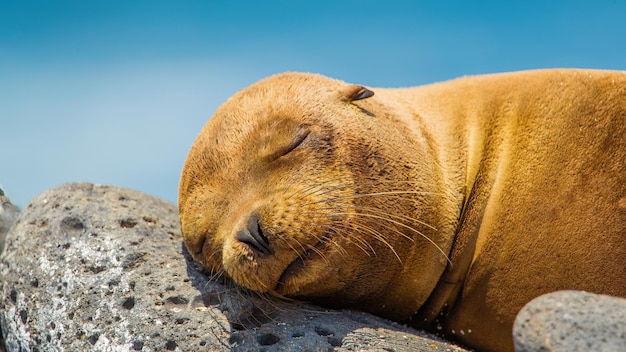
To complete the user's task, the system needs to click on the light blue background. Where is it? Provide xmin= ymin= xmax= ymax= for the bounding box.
xmin=2 ymin=1 xmax=625 ymax=207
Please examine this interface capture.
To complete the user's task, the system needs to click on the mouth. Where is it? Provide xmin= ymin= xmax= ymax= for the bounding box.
xmin=275 ymin=235 xmax=331 ymax=293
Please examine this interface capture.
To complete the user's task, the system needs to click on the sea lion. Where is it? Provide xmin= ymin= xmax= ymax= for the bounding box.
xmin=178 ymin=69 xmax=626 ymax=352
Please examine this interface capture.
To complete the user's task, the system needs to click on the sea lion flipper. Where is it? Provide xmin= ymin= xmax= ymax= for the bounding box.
xmin=341 ymin=85 xmax=375 ymax=102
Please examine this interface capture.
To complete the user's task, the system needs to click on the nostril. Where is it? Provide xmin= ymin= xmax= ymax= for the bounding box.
xmin=235 ymin=212 xmax=271 ymax=255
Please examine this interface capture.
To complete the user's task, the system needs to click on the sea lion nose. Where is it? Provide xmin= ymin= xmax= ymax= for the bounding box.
xmin=235 ymin=212 xmax=271 ymax=255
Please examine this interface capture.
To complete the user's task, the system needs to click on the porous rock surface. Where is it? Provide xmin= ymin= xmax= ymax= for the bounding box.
xmin=0 ymin=186 xmax=20 ymax=352
xmin=514 ymin=290 xmax=626 ymax=352
xmin=0 ymin=183 xmax=468 ymax=351
xmin=0 ymin=187 xmax=19 ymax=255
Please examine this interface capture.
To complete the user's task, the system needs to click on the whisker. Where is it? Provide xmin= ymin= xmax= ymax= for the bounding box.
xmin=301 ymin=190 xmax=440 ymax=208
xmin=283 ymin=174 xmax=359 ymax=199
xmin=204 ymin=249 xmax=223 ymax=270
xmin=292 ymin=216 xmax=402 ymax=262
xmin=299 ymin=221 xmax=376 ymax=258
xmin=358 ymin=176 xmax=440 ymax=187
xmin=282 ymin=175 xmax=443 ymax=204
xmin=294 ymin=183 xmax=351 ymax=201
xmin=300 ymin=231 xmax=333 ymax=262
xmin=274 ymin=230 xmax=309 ymax=258
xmin=299 ymin=204 xmax=438 ymax=232
xmin=353 ymin=211 xmax=451 ymax=265
xmin=295 ymin=210 xmax=451 ymax=265
xmin=321 ymin=221 xmax=378 ymax=257
xmin=347 ymin=221 xmax=403 ymax=262
xmin=285 ymin=177 xmax=350 ymax=201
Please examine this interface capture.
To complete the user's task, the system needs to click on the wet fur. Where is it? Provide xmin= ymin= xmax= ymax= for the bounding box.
xmin=179 ymin=69 xmax=626 ymax=352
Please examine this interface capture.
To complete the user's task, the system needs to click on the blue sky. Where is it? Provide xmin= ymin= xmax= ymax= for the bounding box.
xmin=1 ymin=1 xmax=625 ymax=207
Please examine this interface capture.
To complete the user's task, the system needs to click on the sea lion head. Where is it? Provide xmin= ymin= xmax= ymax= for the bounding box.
xmin=179 ymin=72 xmax=452 ymax=320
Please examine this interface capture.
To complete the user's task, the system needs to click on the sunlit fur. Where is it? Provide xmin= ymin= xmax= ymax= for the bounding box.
xmin=179 ymin=69 xmax=626 ymax=352
xmin=178 ymin=73 xmax=461 ymax=321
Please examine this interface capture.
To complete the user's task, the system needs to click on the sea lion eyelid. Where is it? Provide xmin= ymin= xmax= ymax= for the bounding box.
xmin=274 ymin=129 xmax=311 ymax=159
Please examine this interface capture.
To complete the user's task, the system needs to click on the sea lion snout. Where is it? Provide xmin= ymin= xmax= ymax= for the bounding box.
xmin=234 ymin=211 xmax=272 ymax=256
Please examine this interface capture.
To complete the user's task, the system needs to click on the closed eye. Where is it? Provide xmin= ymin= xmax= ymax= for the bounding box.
xmin=272 ymin=129 xmax=310 ymax=159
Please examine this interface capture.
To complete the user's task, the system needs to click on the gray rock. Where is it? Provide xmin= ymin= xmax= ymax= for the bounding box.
xmin=0 ymin=186 xmax=19 ymax=352
xmin=0 ymin=187 xmax=19 ymax=254
xmin=514 ymin=290 xmax=626 ymax=352
xmin=1 ymin=183 xmax=468 ymax=352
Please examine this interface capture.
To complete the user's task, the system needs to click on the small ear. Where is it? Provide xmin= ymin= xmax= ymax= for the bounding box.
xmin=341 ymin=85 xmax=375 ymax=102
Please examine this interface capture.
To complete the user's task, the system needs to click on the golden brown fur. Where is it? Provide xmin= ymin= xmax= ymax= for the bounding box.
xmin=179 ymin=69 xmax=626 ymax=351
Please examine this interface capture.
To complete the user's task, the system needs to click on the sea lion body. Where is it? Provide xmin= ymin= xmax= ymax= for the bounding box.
xmin=179 ymin=69 xmax=626 ymax=351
